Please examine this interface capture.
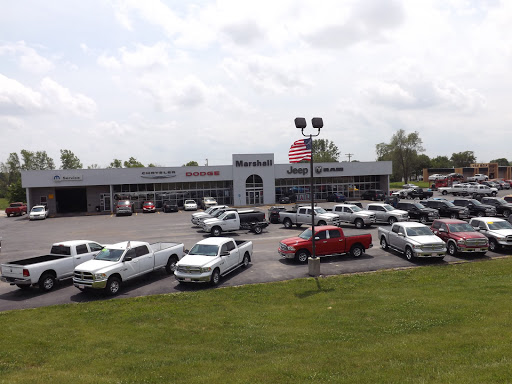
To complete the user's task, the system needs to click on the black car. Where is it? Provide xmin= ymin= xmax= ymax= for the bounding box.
xmin=268 ymin=206 xmax=286 ymax=224
xmin=396 ymin=202 xmax=440 ymax=224
xmin=406 ymin=187 xmax=433 ymax=200
xmin=279 ymin=195 xmax=297 ymax=204
xmin=424 ymin=200 xmax=470 ymax=219
xmin=361 ymin=189 xmax=386 ymax=201
xmin=480 ymin=197 xmax=512 ymax=218
xmin=326 ymin=192 xmax=346 ymax=202
xmin=452 ymin=199 xmax=496 ymax=217
xmin=162 ymin=201 xmax=179 ymax=212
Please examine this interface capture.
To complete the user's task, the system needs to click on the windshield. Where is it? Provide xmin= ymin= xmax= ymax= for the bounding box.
xmin=469 ymin=199 xmax=482 ymax=205
xmin=313 ymin=207 xmax=327 ymax=214
xmin=188 ymin=244 xmax=219 ymax=256
xmin=406 ymin=227 xmax=434 ymax=236
xmin=95 ymin=248 xmax=125 ymax=262
xmin=212 ymin=210 xmax=226 ymax=218
xmin=32 ymin=207 xmax=44 ymax=212
xmin=117 ymin=201 xmax=130 ymax=206
xmin=204 ymin=207 xmax=215 ymax=214
xmin=382 ymin=204 xmax=395 ymax=211
xmin=448 ymin=223 xmax=475 ymax=232
xmin=494 ymin=199 xmax=506 ymax=206
xmin=444 ymin=201 xmax=456 ymax=207
xmin=488 ymin=221 xmax=512 ymax=230
xmin=350 ymin=206 xmax=363 ymax=212
xmin=185 ymin=200 xmax=195 ymax=204
xmin=413 ymin=203 xmax=425 ymax=209
xmin=204 ymin=198 xmax=215 ymax=202
xmin=299 ymin=228 xmax=313 ymax=240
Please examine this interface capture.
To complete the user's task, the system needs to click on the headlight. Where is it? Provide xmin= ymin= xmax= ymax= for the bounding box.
xmin=94 ymin=273 xmax=107 ymax=280
xmin=457 ymin=239 xmax=465 ymax=244
xmin=200 ymin=267 xmax=212 ymax=273
xmin=287 ymin=245 xmax=296 ymax=251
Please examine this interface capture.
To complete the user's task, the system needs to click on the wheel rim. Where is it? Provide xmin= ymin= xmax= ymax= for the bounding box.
xmin=450 ymin=213 xmax=457 ymax=219
xmin=110 ymin=280 xmax=119 ymax=294
xmin=388 ymin=217 xmax=396 ymax=225
xmin=213 ymin=228 xmax=221 ymax=236
xmin=243 ymin=255 xmax=249 ymax=267
xmin=504 ymin=210 xmax=510 ymax=218
xmin=419 ymin=216 xmax=427 ymax=224
xmin=380 ymin=238 xmax=387 ymax=249
xmin=406 ymin=248 xmax=413 ymax=260
xmin=448 ymin=243 xmax=456 ymax=255
xmin=298 ymin=252 xmax=308 ymax=262
xmin=490 ymin=240 xmax=496 ymax=251
xmin=212 ymin=271 xmax=220 ymax=284
xmin=355 ymin=220 xmax=363 ymax=229
xmin=352 ymin=247 xmax=362 ymax=257
xmin=43 ymin=277 xmax=54 ymax=290
xmin=477 ymin=211 xmax=484 ymax=217
xmin=284 ymin=220 xmax=292 ymax=229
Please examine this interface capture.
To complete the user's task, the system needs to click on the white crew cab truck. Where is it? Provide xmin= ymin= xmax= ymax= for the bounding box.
xmin=201 ymin=210 xmax=268 ymax=236
xmin=1 ymin=240 xmax=103 ymax=292
xmin=332 ymin=203 xmax=376 ymax=229
xmin=73 ymin=241 xmax=185 ymax=295
xmin=175 ymin=237 xmax=253 ymax=286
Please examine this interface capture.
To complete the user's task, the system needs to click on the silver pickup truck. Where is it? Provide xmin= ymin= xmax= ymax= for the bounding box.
xmin=331 ymin=204 xmax=376 ymax=229
xmin=378 ymin=222 xmax=446 ymax=260
xmin=278 ymin=205 xmax=340 ymax=229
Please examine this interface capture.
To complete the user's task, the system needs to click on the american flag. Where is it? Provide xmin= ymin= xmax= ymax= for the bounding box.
xmin=289 ymin=138 xmax=312 ymax=163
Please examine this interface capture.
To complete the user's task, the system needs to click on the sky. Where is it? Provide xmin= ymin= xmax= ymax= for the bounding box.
xmin=1 ymin=0 xmax=511 ymax=169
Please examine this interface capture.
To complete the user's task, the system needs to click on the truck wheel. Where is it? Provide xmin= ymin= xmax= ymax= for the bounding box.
xmin=283 ymin=219 xmax=293 ymax=229
xmin=442 ymin=190 xmax=448 ymax=195
xmin=492 ymin=191 xmax=497 ymax=197
xmin=105 ymin=276 xmax=121 ymax=295
xmin=419 ymin=216 xmax=428 ymax=224
xmin=38 ymin=273 xmax=56 ymax=292
xmin=295 ymin=224 xmax=302 ymax=228
xmin=405 ymin=247 xmax=414 ymax=261
xmin=388 ymin=216 xmax=397 ymax=225
xmin=253 ymin=225 xmax=263 ymax=234
xmin=318 ymin=220 xmax=327 ymax=226
xmin=165 ymin=255 xmax=179 ymax=274
xmin=6 ymin=213 xmax=10 ymax=217
xmin=380 ymin=237 xmax=388 ymax=250
xmin=295 ymin=250 xmax=310 ymax=263
xmin=503 ymin=209 xmax=511 ymax=218
xmin=242 ymin=253 xmax=250 ymax=268
xmin=211 ymin=226 xmax=222 ymax=237
xmin=477 ymin=211 xmax=485 ymax=217
xmin=350 ymin=244 xmax=364 ymax=258
xmin=355 ymin=219 xmax=364 ymax=229
xmin=450 ymin=213 xmax=458 ymax=219
xmin=210 ymin=268 xmax=221 ymax=286
xmin=447 ymin=241 xmax=457 ymax=256
xmin=489 ymin=238 xmax=500 ymax=252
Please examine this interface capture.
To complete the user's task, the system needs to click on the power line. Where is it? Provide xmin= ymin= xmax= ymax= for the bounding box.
xmin=345 ymin=153 xmax=354 ymax=162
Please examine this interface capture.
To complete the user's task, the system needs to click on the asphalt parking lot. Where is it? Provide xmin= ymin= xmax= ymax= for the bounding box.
xmin=1 ymin=189 xmax=511 ymax=312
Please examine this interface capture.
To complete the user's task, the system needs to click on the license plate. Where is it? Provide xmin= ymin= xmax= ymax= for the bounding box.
xmin=184 ymin=278 xmax=191 ymax=282
xmin=431 ymin=253 xmax=438 ymax=257
xmin=79 ymin=285 xmax=84 ymax=289
xmin=474 ymin=248 xmax=481 ymax=252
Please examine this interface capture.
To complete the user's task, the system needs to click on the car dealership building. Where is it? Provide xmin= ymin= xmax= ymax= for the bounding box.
xmin=21 ymin=154 xmax=392 ymax=214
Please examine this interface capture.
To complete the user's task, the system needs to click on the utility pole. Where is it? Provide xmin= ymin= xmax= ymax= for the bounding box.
xmin=205 ymin=159 xmax=208 ymax=166
xmin=346 ymin=153 xmax=354 ymax=162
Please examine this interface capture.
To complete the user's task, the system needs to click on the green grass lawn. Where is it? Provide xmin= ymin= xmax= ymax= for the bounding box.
xmin=390 ymin=180 xmax=430 ymax=189
xmin=1 ymin=258 xmax=512 ymax=383
xmin=0 ymin=198 xmax=8 ymax=210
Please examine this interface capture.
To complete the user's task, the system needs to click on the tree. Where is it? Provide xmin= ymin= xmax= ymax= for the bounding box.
xmin=87 ymin=164 xmax=100 ymax=169
xmin=412 ymin=154 xmax=431 ymax=179
xmin=60 ymin=149 xmax=83 ymax=169
xmin=20 ymin=150 xmax=55 ymax=170
xmin=450 ymin=151 xmax=476 ymax=167
xmin=376 ymin=129 xmax=424 ymax=183
xmin=108 ymin=159 xmax=123 ymax=168
xmin=430 ymin=156 xmax=452 ymax=168
xmin=490 ymin=158 xmax=510 ymax=166
xmin=7 ymin=179 xmax=26 ymax=203
xmin=124 ymin=157 xmax=144 ymax=168
xmin=312 ymin=139 xmax=340 ymax=162
xmin=183 ymin=161 xmax=199 ymax=166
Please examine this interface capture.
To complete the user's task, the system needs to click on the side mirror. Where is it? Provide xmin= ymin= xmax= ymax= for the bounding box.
xmin=439 ymin=228 xmax=445 ymax=232
xmin=314 ymin=236 xmax=320 ymax=240
xmin=398 ymin=233 xmax=405 ymax=237
xmin=124 ymin=256 xmax=132 ymax=262
xmin=184 ymin=249 xmax=189 ymax=254
xmin=221 ymin=251 xmax=230 ymax=257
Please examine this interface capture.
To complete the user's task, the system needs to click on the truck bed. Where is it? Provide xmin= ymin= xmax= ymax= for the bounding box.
xmin=149 ymin=242 xmax=182 ymax=252
xmin=3 ymin=255 xmax=67 ymax=266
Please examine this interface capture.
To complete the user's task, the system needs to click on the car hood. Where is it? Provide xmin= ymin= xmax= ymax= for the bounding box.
xmin=280 ymin=236 xmax=307 ymax=247
xmin=74 ymin=259 xmax=117 ymax=273
xmin=408 ymin=235 xmax=445 ymax=245
xmin=177 ymin=255 xmax=218 ymax=268
xmin=451 ymin=232 xmax=487 ymax=240
xmin=488 ymin=229 xmax=512 ymax=237
xmin=202 ymin=217 xmax=221 ymax=225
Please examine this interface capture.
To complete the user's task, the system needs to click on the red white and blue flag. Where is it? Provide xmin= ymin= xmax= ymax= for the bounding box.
xmin=288 ymin=138 xmax=312 ymax=163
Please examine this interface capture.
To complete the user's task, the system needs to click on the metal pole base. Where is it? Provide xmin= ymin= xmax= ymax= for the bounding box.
xmin=308 ymin=257 xmax=320 ymax=277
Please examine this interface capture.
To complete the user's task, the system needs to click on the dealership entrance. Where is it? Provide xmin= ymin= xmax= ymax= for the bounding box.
xmin=56 ymin=188 xmax=87 ymax=213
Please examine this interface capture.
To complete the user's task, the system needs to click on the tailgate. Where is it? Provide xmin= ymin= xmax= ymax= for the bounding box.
xmin=1 ymin=264 xmax=25 ymax=278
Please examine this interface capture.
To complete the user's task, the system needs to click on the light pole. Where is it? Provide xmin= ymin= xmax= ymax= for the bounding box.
xmin=294 ymin=117 xmax=323 ymax=277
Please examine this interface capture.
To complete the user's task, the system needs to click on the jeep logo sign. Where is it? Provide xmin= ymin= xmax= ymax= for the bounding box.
xmin=286 ymin=166 xmax=308 ymax=175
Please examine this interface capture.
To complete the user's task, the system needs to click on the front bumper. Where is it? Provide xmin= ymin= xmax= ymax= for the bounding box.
xmin=174 ymin=270 xmax=211 ymax=283
xmin=73 ymin=277 xmax=107 ymax=289
xmin=278 ymin=249 xmax=295 ymax=259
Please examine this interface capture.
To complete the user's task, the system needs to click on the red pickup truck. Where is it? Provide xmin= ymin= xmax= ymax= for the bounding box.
xmin=278 ymin=225 xmax=373 ymax=263
xmin=6 ymin=202 xmax=27 ymax=217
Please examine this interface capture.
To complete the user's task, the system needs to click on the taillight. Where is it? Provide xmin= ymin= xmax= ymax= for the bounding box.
xmin=23 ymin=269 xmax=30 ymax=277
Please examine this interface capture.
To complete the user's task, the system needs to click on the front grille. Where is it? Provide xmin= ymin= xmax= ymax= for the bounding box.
xmin=506 ymin=236 xmax=512 ymax=244
xmin=177 ymin=266 xmax=201 ymax=273
xmin=74 ymin=271 xmax=93 ymax=281
xmin=422 ymin=244 xmax=445 ymax=251
xmin=465 ymin=238 xmax=488 ymax=246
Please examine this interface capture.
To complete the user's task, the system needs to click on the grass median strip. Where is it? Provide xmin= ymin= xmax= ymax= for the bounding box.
xmin=1 ymin=258 xmax=512 ymax=383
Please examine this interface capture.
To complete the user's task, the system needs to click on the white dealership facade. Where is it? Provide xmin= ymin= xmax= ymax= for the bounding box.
xmin=21 ymin=154 xmax=392 ymax=214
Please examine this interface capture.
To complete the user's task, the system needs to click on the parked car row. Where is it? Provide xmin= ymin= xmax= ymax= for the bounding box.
xmin=115 ymin=199 xmax=199 ymax=216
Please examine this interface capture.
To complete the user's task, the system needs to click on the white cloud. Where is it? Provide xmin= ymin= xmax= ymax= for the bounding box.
xmin=0 ymin=41 xmax=54 ymax=74
xmin=40 ymin=77 xmax=97 ymax=118
xmin=0 ymin=74 xmax=44 ymax=114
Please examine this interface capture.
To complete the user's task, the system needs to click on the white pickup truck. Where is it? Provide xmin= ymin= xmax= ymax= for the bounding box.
xmin=201 ymin=210 xmax=268 ymax=236
xmin=1 ymin=240 xmax=103 ymax=292
xmin=174 ymin=237 xmax=253 ymax=286
xmin=73 ymin=241 xmax=185 ymax=295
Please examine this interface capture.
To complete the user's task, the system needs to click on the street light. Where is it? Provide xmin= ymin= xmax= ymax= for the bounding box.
xmin=295 ymin=117 xmax=323 ymax=276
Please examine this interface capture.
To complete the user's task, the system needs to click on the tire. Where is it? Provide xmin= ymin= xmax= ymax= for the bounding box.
xmin=242 ymin=253 xmax=250 ymax=268
xmin=295 ymin=224 xmax=302 ymax=228
xmin=16 ymin=284 xmax=31 ymax=290
xmin=6 ymin=213 xmax=10 ymax=217
xmin=355 ymin=219 xmax=364 ymax=229
xmin=38 ymin=273 xmax=56 ymax=292
xmin=419 ymin=215 xmax=428 ymax=224
xmin=253 ymin=225 xmax=263 ymax=234
xmin=442 ymin=190 xmax=448 ymax=195
xmin=295 ymin=249 xmax=310 ymax=263
xmin=450 ymin=213 xmax=458 ymax=219
xmin=105 ymin=276 xmax=121 ymax=295
xmin=405 ymin=247 xmax=414 ymax=261
xmin=447 ymin=242 xmax=457 ymax=256
xmin=350 ymin=244 xmax=364 ymax=258
xmin=283 ymin=219 xmax=293 ymax=229
xmin=318 ymin=220 xmax=327 ymax=226
xmin=210 ymin=268 xmax=221 ymax=286
xmin=380 ymin=237 xmax=389 ymax=250
xmin=165 ymin=255 xmax=179 ymax=274
xmin=388 ymin=216 xmax=397 ymax=225
xmin=503 ymin=209 xmax=510 ymax=218
xmin=477 ymin=211 xmax=485 ymax=217
xmin=492 ymin=191 xmax=497 ymax=197
xmin=489 ymin=238 xmax=500 ymax=252
xmin=211 ymin=226 xmax=222 ymax=237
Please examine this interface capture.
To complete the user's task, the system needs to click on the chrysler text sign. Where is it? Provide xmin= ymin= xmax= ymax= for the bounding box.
xmin=141 ymin=171 xmax=176 ymax=179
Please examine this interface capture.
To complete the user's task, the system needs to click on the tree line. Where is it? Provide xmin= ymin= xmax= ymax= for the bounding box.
xmin=376 ymin=129 xmax=511 ymax=183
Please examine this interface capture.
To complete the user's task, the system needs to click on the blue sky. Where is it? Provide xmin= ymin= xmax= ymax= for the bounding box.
xmin=1 ymin=0 xmax=511 ymax=168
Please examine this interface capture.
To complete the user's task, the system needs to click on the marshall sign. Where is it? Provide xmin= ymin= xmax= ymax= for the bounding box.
xmin=235 ymin=159 xmax=273 ymax=167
